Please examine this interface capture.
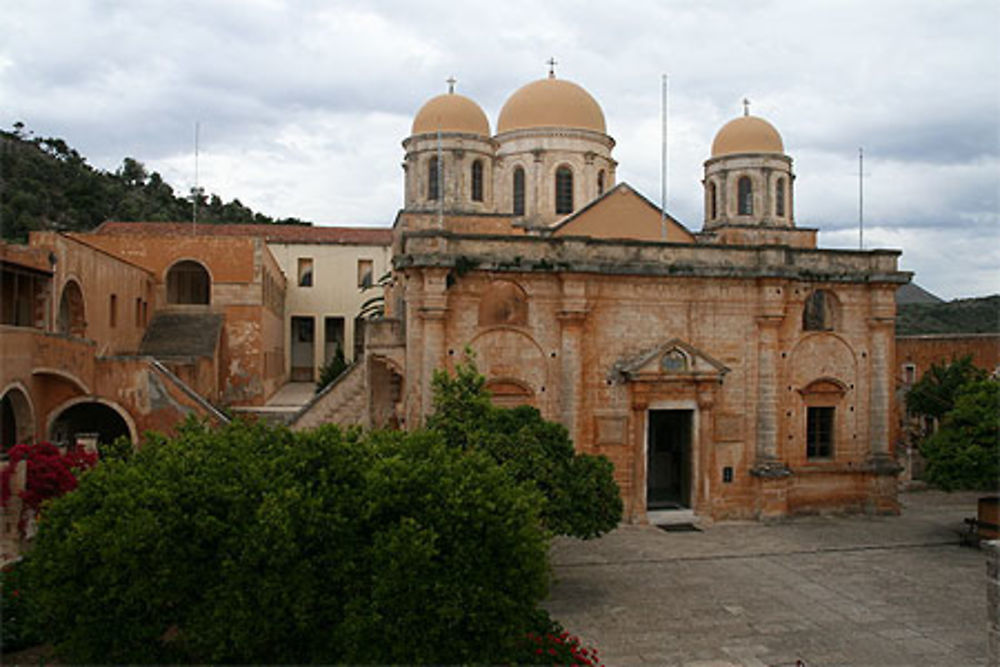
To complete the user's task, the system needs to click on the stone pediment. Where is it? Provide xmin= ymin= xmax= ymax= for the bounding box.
xmin=609 ymin=339 xmax=729 ymax=384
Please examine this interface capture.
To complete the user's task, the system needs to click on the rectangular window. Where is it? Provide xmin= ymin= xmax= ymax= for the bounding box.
xmin=806 ymin=406 xmax=834 ymax=459
xmin=903 ymin=363 xmax=916 ymax=385
xmin=135 ymin=298 xmax=142 ymax=327
xmin=142 ymin=301 xmax=148 ymax=326
xmin=109 ymin=294 xmax=117 ymax=328
xmin=297 ymin=258 xmax=313 ymax=287
xmin=357 ymin=259 xmax=373 ymax=288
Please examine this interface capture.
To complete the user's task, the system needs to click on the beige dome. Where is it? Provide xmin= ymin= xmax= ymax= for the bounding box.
xmin=412 ymin=92 xmax=490 ymax=136
xmin=711 ymin=115 xmax=784 ymax=157
xmin=497 ymin=77 xmax=606 ymax=134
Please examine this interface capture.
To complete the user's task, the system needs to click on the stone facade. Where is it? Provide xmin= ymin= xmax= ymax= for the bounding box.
xmin=372 ymin=73 xmax=910 ymax=522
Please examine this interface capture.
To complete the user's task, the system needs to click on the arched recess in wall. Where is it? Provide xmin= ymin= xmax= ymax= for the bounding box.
xmin=484 ymin=377 xmax=535 ymax=409
xmin=467 ymin=327 xmax=547 ymax=409
xmin=57 ymin=278 xmax=86 ymax=337
xmin=802 ymin=289 xmax=840 ymax=332
xmin=1 ymin=383 xmax=35 ymax=449
xmin=166 ymin=260 xmax=211 ymax=305
xmin=478 ymin=280 xmax=528 ymax=327
xmin=48 ymin=397 xmax=136 ymax=448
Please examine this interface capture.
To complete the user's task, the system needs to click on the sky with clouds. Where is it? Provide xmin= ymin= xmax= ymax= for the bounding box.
xmin=3 ymin=0 xmax=997 ymax=299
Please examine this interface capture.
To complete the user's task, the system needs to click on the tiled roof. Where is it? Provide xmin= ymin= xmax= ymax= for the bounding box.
xmin=94 ymin=221 xmax=393 ymax=245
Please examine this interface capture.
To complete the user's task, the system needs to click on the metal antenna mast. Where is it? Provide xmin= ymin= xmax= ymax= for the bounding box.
xmin=858 ymin=147 xmax=864 ymax=249
xmin=660 ymin=74 xmax=668 ymax=240
xmin=191 ymin=122 xmax=204 ymax=229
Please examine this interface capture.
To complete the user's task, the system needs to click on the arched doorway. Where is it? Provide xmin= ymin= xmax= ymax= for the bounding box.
xmin=57 ymin=280 xmax=86 ymax=337
xmin=1 ymin=386 xmax=34 ymax=450
xmin=49 ymin=401 xmax=132 ymax=449
xmin=166 ymin=260 xmax=211 ymax=305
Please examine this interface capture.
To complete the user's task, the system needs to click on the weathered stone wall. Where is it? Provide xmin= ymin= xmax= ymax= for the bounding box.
xmin=398 ymin=229 xmax=907 ymax=521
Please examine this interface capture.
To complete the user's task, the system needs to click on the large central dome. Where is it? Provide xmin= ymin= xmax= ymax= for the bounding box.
xmin=497 ymin=76 xmax=606 ymax=134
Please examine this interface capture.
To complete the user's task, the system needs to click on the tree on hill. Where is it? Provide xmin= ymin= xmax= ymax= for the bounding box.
xmin=1 ymin=123 xmax=311 ymax=242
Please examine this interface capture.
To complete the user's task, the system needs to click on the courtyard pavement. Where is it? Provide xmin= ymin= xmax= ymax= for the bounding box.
xmin=545 ymin=490 xmax=991 ymax=666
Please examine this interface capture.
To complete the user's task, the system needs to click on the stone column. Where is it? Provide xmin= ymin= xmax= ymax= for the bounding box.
xmin=558 ymin=277 xmax=587 ymax=445
xmin=417 ymin=268 xmax=449 ymax=424
xmin=868 ymin=318 xmax=894 ymax=458
xmin=754 ymin=316 xmax=782 ymax=464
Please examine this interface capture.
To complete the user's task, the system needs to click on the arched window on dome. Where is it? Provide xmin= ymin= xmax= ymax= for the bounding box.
xmin=709 ymin=181 xmax=718 ymax=220
xmin=597 ymin=170 xmax=605 ymax=196
xmin=737 ymin=176 xmax=753 ymax=215
xmin=775 ymin=177 xmax=786 ymax=217
xmin=555 ymin=166 xmax=573 ymax=215
xmin=471 ymin=160 xmax=484 ymax=202
xmin=428 ymin=157 xmax=441 ymax=201
xmin=513 ymin=167 xmax=525 ymax=216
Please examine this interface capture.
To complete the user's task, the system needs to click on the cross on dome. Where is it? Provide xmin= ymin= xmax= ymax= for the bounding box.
xmin=547 ymin=57 xmax=558 ymax=78
xmin=446 ymin=76 xmax=456 ymax=94
xmin=743 ymin=97 xmax=750 ymax=116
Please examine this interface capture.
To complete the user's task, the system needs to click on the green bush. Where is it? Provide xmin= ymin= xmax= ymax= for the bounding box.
xmin=27 ymin=418 xmax=550 ymax=664
xmin=1 ymin=557 xmax=42 ymax=652
xmin=919 ymin=378 xmax=1000 ymax=491
xmin=427 ymin=358 xmax=623 ymax=539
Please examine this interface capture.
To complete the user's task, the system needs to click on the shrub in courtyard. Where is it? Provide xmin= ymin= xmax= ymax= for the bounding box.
xmin=27 ymin=418 xmax=550 ymax=664
xmin=1 ymin=557 xmax=42 ymax=652
xmin=315 ymin=342 xmax=348 ymax=392
xmin=427 ymin=358 xmax=623 ymax=539
xmin=919 ymin=377 xmax=999 ymax=491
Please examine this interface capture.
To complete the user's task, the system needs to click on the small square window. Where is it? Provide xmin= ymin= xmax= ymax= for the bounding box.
xmin=297 ymin=258 xmax=313 ymax=287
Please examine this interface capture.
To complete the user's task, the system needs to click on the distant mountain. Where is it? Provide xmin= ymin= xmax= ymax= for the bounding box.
xmin=0 ymin=123 xmax=311 ymax=242
xmin=897 ymin=294 xmax=1000 ymax=335
xmin=896 ymin=282 xmax=943 ymax=305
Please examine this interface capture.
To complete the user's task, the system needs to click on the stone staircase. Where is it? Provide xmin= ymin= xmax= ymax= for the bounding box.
xmin=290 ymin=361 xmax=368 ymax=430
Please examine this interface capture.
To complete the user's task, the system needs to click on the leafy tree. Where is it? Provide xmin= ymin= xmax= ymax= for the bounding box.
xmin=919 ymin=377 xmax=1000 ymax=491
xmin=27 ymin=418 xmax=551 ymax=664
xmin=315 ymin=343 xmax=348 ymax=392
xmin=906 ymin=355 xmax=986 ymax=421
xmin=427 ymin=356 xmax=623 ymax=539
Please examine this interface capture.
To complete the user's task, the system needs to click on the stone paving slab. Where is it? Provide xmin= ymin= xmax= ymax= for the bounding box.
xmin=545 ymin=491 xmax=991 ymax=666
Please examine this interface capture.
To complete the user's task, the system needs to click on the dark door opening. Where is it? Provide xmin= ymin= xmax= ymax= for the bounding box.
xmin=290 ymin=316 xmax=315 ymax=382
xmin=647 ymin=409 xmax=693 ymax=510
xmin=50 ymin=402 xmax=130 ymax=449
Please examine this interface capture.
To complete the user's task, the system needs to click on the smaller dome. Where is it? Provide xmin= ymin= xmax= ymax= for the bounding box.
xmin=411 ymin=92 xmax=490 ymax=136
xmin=711 ymin=115 xmax=784 ymax=157
xmin=497 ymin=77 xmax=606 ymax=134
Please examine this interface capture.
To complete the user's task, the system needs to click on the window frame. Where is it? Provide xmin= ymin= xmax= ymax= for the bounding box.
xmin=806 ymin=406 xmax=835 ymax=459
xmin=428 ymin=156 xmax=440 ymax=201
xmin=471 ymin=159 xmax=484 ymax=202
xmin=512 ymin=166 xmax=525 ymax=216
xmin=737 ymin=176 xmax=753 ymax=215
xmin=555 ymin=166 xmax=573 ymax=215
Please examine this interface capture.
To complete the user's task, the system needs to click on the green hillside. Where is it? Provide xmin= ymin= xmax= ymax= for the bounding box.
xmin=0 ymin=123 xmax=310 ymax=242
xmin=897 ymin=295 xmax=1000 ymax=335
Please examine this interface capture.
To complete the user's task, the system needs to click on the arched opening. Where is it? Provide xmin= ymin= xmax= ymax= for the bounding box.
xmin=166 ymin=260 xmax=210 ymax=305
xmin=471 ymin=160 xmax=484 ymax=202
xmin=709 ymin=181 xmax=718 ymax=220
xmin=737 ymin=176 xmax=753 ymax=215
xmin=775 ymin=177 xmax=786 ymax=217
xmin=512 ymin=167 xmax=525 ymax=216
xmin=555 ymin=166 xmax=574 ymax=215
xmin=1 ymin=387 xmax=34 ymax=450
xmin=484 ymin=378 xmax=535 ymax=409
xmin=597 ymin=170 xmax=606 ymax=196
xmin=478 ymin=280 xmax=529 ymax=327
xmin=57 ymin=280 xmax=86 ymax=337
xmin=802 ymin=289 xmax=839 ymax=331
xmin=49 ymin=401 xmax=131 ymax=449
xmin=428 ymin=156 xmax=441 ymax=201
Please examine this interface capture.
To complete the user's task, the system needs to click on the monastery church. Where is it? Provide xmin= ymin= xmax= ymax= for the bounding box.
xmin=0 ymin=68 xmax=910 ymax=526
